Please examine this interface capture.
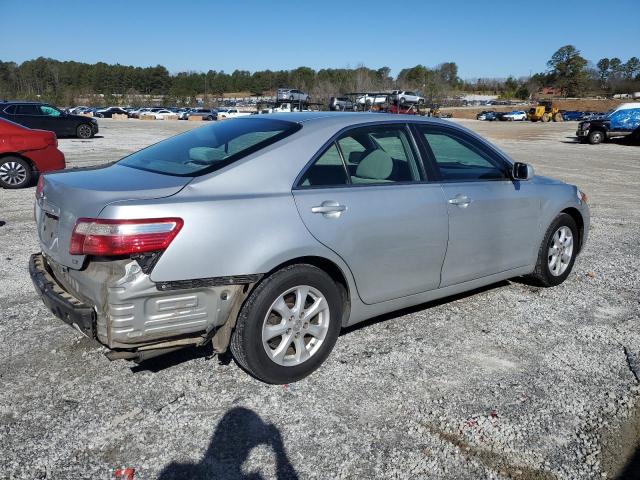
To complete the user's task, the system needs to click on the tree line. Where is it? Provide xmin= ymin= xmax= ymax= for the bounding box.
xmin=0 ymin=58 xmax=461 ymax=106
xmin=1 ymin=47 xmax=638 ymax=106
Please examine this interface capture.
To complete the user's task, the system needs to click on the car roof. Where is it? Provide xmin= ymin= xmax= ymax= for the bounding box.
xmin=259 ymin=111 xmax=454 ymax=128
xmin=0 ymin=100 xmax=43 ymax=104
xmin=616 ymin=103 xmax=640 ymax=110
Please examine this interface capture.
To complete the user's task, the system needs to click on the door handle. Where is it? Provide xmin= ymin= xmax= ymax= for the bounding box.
xmin=311 ymin=201 xmax=346 ymax=218
xmin=448 ymin=195 xmax=472 ymax=208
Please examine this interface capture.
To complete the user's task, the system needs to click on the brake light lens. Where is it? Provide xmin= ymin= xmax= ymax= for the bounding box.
xmin=36 ymin=175 xmax=44 ymax=198
xmin=69 ymin=218 xmax=183 ymax=256
xmin=46 ymin=132 xmax=57 ymax=147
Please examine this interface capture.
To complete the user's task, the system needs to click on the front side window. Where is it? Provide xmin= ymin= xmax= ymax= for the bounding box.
xmin=119 ymin=118 xmax=300 ymax=176
xmin=39 ymin=105 xmax=61 ymax=117
xmin=418 ymin=127 xmax=507 ymax=181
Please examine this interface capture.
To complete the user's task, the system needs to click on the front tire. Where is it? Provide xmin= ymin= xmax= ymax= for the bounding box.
xmin=0 ymin=156 xmax=33 ymax=189
xmin=230 ymin=264 xmax=343 ymax=384
xmin=588 ymin=130 xmax=604 ymax=145
xmin=76 ymin=123 xmax=93 ymax=139
xmin=527 ymin=213 xmax=579 ymax=287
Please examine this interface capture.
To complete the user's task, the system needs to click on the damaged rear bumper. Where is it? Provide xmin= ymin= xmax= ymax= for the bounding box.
xmin=29 ymin=252 xmax=258 ymax=355
xmin=29 ymin=253 xmax=96 ymax=337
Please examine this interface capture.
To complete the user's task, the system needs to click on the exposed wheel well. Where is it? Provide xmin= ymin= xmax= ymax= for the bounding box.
xmin=266 ymin=256 xmax=351 ymax=325
xmin=561 ymin=207 xmax=585 ymax=253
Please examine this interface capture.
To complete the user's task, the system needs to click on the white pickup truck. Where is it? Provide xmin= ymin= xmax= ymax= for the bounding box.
xmin=216 ymin=108 xmax=252 ymax=120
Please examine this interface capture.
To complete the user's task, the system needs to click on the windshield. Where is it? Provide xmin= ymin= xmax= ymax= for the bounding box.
xmin=119 ymin=117 xmax=300 ymax=176
xmin=603 ymin=109 xmax=616 ymax=118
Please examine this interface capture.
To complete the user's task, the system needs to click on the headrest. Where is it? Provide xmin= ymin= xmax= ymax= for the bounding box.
xmin=189 ymin=147 xmax=227 ymax=163
xmin=355 ymin=149 xmax=393 ymax=180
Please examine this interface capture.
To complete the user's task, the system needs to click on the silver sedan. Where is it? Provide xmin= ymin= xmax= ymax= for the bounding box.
xmin=30 ymin=113 xmax=589 ymax=383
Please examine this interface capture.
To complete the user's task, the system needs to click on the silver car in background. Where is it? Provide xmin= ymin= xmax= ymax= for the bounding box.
xmin=277 ymin=88 xmax=309 ymax=102
xmin=30 ymin=113 xmax=589 ymax=383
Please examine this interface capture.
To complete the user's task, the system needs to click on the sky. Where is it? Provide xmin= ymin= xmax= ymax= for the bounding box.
xmin=1 ymin=0 xmax=638 ymax=79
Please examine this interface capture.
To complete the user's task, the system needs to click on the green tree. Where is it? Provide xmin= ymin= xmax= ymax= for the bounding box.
xmin=596 ymin=58 xmax=610 ymax=87
xmin=546 ymin=45 xmax=588 ymax=96
xmin=624 ymin=57 xmax=640 ymax=80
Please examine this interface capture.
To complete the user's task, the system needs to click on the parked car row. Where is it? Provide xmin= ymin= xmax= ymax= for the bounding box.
xmin=476 ymin=110 xmax=527 ymax=121
xmin=63 ymin=105 xmax=258 ymax=121
xmin=476 ymin=109 xmax=611 ymax=123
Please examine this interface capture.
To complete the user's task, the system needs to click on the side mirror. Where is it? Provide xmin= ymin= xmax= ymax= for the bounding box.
xmin=512 ymin=162 xmax=534 ymax=180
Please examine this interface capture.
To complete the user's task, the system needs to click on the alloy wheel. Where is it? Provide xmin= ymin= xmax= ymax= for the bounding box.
xmin=262 ymin=285 xmax=330 ymax=366
xmin=548 ymin=226 xmax=574 ymax=276
xmin=0 ymin=160 xmax=28 ymax=186
xmin=77 ymin=124 xmax=92 ymax=138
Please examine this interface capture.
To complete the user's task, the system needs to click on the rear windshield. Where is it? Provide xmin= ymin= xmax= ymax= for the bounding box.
xmin=119 ymin=118 xmax=300 ymax=176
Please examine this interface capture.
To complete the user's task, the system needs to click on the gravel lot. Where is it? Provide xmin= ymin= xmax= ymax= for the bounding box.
xmin=1 ymin=118 xmax=639 ymax=479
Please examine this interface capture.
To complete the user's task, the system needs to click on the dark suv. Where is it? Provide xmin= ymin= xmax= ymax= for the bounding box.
xmin=0 ymin=101 xmax=99 ymax=139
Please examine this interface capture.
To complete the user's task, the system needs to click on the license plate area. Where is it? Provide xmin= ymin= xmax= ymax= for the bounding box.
xmin=39 ymin=212 xmax=60 ymax=250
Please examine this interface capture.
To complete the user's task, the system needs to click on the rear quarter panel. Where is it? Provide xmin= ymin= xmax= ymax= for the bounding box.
xmin=98 ymin=124 xmax=359 ymax=288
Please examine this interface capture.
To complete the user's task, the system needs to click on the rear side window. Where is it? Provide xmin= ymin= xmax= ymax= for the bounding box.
xmin=298 ymin=144 xmax=348 ymax=187
xmin=298 ymin=125 xmax=423 ymax=188
xmin=119 ymin=118 xmax=300 ymax=176
xmin=418 ymin=127 xmax=507 ymax=181
xmin=16 ymin=104 xmax=41 ymax=115
xmin=339 ymin=125 xmax=422 ymax=184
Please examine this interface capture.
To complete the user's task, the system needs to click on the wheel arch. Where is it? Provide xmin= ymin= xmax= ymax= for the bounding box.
xmin=0 ymin=152 xmax=36 ymax=171
xmin=560 ymin=207 xmax=584 ymax=253
xmin=263 ymin=255 xmax=352 ymax=326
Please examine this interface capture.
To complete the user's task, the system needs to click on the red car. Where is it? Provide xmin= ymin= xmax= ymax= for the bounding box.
xmin=0 ymin=118 xmax=65 ymax=188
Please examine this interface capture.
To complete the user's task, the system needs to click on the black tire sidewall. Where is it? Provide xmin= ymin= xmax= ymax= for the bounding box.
xmin=236 ymin=265 xmax=342 ymax=384
xmin=589 ymin=131 xmax=603 ymax=144
xmin=539 ymin=214 xmax=579 ymax=286
xmin=0 ymin=156 xmax=32 ymax=189
xmin=77 ymin=123 xmax=92 ymax=139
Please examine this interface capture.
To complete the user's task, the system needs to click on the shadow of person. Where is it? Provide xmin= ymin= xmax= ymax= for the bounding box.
xmin=157 ymin=407 xmax=298 ymax=480
xmin=617 ymin=445 xmax=640 ymax=480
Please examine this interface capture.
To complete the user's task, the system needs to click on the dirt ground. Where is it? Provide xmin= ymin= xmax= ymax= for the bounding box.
xmin=446 ymin=99 xmax=635 ymax=119
xmin=1 ymin=117 xmax=639 ymax=479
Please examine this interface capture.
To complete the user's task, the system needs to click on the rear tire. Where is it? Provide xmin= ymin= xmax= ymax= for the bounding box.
xmin=526 ymin=213 xmax=579 ymax=287
xmin=0 ymin=156 xmax=33 ymax=189
xmin=230 ymin=264 xmax=343 ymax=384
xmin=76 ymin=123 xmax=93 ymax=139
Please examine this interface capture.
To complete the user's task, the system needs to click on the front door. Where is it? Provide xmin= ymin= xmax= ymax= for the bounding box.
xmin=414 ymin=124 xmax=540 ymax=287
xmin=293 ymin=124 xmax=449 ymax=304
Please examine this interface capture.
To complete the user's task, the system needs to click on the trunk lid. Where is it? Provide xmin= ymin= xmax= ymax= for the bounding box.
xmin=36 ymin=164 xmax=191 ymax=269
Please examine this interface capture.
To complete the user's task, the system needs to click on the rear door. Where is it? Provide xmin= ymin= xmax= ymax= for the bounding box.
xmin=293 ymin=123 xmax=449 ymax=304
xmin=14 ymin=104 xmax=43 ymax=130
xmin=413 ymin=124 xmax=540 ymax=287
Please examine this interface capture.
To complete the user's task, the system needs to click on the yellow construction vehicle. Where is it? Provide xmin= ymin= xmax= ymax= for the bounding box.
xmin=528 ymin=100 xmax=563 ymax=122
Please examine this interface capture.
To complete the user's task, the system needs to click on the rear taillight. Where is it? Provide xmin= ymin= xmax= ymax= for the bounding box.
xmin=36 ymin=175 xmax=44 ymax=198
xmin=69 ymin=218 xmax=183 ymax=256
xmin=47 ymin=132 xmax=57 ymax=147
